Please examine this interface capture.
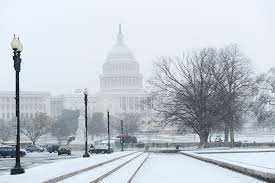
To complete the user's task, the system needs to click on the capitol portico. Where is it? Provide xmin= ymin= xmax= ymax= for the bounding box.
xmin=95 ymin=25 xmax=151 ymax=114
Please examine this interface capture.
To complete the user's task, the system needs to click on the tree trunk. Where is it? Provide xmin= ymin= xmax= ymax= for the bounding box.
xmin=224 ymin=125 xmax=229 ymax=142
xmin=230 ymin=124 xmax=234 ymax=147
xmin=199 ymin=132 xmax=209 ymax=148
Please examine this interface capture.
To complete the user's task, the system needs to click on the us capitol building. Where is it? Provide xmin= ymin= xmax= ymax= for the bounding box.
xmin=0 ymin=25 xmax=151 ymax=121
xmin=95 ymin=25 xmax=150 ymax=114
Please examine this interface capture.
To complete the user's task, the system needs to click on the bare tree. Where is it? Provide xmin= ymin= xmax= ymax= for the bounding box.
xmin=119 ymin=113 xmax=142 ymax=135
xmin=150 ymin=48 xmax=226 ymax=147
xmin=0 ymin=119 xmax=15 ymax=142
xmin=249 ymin=94 xmax=274 ymax=130
xmin=88 ymin=112 xmax=105 ymax=139
xmin=21 ymin=113 xmax=51 ymax=145
xmin=250 ymin=68 xmax=275 ymax=130
xmin=50 ymin=109 xmax=80 ymax=144
xmin=217 ymin=45 xmax=253 ymax=143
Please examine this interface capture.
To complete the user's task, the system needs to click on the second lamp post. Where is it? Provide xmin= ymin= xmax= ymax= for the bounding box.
xmin=83 ymin=88 xmax=90 ymax=158
xmin=107 ymin=110 xmax=110 ymax=152
xmin=121 ymin=120 xmax=124 ymax=151
xmin=10 ymin=34 xmax=25 ymax=175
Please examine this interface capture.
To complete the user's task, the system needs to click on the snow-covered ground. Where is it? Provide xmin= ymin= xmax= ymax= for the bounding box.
xmin=1 ymin=150 xmax=272 ymax=183
xmin=204 ymin=152 xmax=275 ymax=170
xmin=136 ymin=133 xmax=275 ymax=143
xmin=58 ymin=152 xmax=144 ymax=183
xmin=0 ymin=151 xmax=135 ymax=183
xmin=191 ymin=147 xmax=275 ymax=153
xmin=99 ymin=153 xmax=148 ymax=183
xmin=28 ymin=132 xmax=275 ymax=146
xmin=132 ymin=154 xmax=264 ymax=183
xmin=0 ymin=151 xmax=83 ymax=175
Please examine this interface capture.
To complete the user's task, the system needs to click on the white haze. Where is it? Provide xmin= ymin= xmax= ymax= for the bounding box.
xmin=0 ymin=0 xmax=274 ymax=95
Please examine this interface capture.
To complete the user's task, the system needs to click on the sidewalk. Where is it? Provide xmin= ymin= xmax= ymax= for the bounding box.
xmin=0 ymin=151 xmax=135 ymax=183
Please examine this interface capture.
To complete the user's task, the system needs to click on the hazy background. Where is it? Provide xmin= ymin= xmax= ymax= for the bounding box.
xmin=0 ymin=0 xmax=274 ymax=95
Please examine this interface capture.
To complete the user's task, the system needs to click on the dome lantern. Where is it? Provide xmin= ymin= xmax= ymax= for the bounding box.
xmin=106 ymin=24 xmax=135 ymax=61
xmin=117 ymin=24 xmax=124 ymax=45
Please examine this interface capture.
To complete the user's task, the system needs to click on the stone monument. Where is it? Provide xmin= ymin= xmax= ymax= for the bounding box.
xmin=72 ymin=109 xmax=85 ymax=144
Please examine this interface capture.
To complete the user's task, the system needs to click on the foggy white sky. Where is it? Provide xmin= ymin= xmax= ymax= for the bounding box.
xmin=0 ymin=0 xmax=274 ymax=95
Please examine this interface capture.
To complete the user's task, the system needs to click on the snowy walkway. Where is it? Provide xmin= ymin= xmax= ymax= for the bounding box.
xmin=132 ymin=154 xmax=265 ymax=183
xmin=0 ymin=151 xmax=136 ymax=183
xmin=99 ymin=153 xmax=149 ymax=183
xmin=57 ymin=152 xmax=145 ymax=183
xmin=0 ymin=151 xmax=269 ymax=183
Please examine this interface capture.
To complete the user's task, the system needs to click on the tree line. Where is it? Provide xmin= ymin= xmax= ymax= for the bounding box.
xmin=0 ymin=110 xmax=142 ymax=145
xmin=149 ymin=44 xmax=274 ymax=147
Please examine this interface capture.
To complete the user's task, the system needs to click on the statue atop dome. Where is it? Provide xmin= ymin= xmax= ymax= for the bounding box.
xmin=117 ymin=24 xmax=124 ymax=45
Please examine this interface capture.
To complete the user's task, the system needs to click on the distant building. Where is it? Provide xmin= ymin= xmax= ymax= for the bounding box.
xmin=0 ymin=90 xmax=95 ymax=121
xmin=50 ymin=90 xmax=95 ymax=118
xmin=95 ymin=25 xmax=151 ymax=114
xmin=0 ymin=91 xmax=51 ymax=121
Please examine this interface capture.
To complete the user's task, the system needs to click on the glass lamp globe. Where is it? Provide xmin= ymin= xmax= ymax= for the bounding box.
xmin=17 ymin=38 xmax=23 ymax=52
xmin=10 ymin=34 xmax=19 ymax=50
xmin=83 ymin=88 xmax=88 ymax=95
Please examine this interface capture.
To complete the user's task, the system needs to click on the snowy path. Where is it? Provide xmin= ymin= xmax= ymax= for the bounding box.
xmin=132 ymin=154 xmax=265 ymax=183
xmin=0 ymin=152 xmax=269 ymax=183
xmin=99 ymin=153 xmax=149 ymax=183
xmin=58 ymin=152 xmax=143 ymax=183
xmin=0 ymin=151 xmax=136 ymax=183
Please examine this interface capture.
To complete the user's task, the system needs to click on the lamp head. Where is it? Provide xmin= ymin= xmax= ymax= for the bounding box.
xmin=17 ymin=38 xmax=23 ymax=52
xmin=10 ymin=34 xmax=19 ymax=50
xmin=83 ymin=88 xmax=88 ymax=95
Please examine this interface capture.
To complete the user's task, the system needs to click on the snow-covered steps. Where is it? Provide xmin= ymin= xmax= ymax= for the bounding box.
xmin=57 ymin=152 xmax=146 ymax=183
xmin=99 ymin=153 xmax=149 ymax=183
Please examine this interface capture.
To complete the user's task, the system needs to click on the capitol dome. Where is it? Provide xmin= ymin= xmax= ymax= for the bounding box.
xmin=95 ymin=25 xmax=149 ymax=114
xmin=100 ymin=25 xmax=143 ymax=91
xmin=106 ymin=25 xmax=135 ymax=62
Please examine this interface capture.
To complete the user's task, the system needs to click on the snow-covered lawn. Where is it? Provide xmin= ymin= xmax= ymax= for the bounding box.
xmin=204 ymin=152 xmax=275 ymax=170
xmin=132 ymin=154 xmax=264 ymax=183
xmin=191 ymin=147 xmax=275 ymax=154
xmin=136 ymin=133 xmax=275 ymax=143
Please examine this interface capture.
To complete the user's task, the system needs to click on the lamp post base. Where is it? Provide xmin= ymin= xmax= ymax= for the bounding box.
xmin=11 ymin=166 xmax=25 ymax=175
xmin=83 ymin=152 xmax=90 ymax=158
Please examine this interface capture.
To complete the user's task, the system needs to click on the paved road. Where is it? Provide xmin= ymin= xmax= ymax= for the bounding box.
xmin=0 ymin=151 xmax=83 ymax=176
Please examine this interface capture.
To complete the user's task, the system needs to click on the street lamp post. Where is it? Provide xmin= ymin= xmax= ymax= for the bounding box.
xmin=10 ymin=35 xmax=25 ymax=175
xmin=107 ymin=110 xmax=110 ymax=152
xmin=83 ymin=88 xmax=90 ymax=158
xmin=121 ymin=120 xmax=124 ymax=151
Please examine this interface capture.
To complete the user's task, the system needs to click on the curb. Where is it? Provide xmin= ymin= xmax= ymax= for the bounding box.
xmin=180 ymin=152 xmax=275 ymax=183
xmin=194 ymin=150 xmax=275 ymax=154
xmin=42 ymin=152 xmax=137 ymax=183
